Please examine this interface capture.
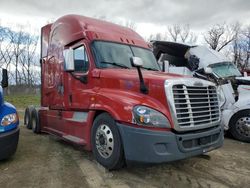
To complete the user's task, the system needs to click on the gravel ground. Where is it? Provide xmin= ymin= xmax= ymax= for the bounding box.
xmin=0 ymin=123 xmax=250 ymax=188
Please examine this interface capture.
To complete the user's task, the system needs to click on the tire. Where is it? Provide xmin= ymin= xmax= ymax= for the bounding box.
xmin=229 ymin=110 xmax=250 ymax=143
xmin=31 ymin=108 xmax=40 ymax=134
xmin=91 ymin=113 xmax=124 ymax=170
xmin=24 ymin=107 xmax=34 ymax=129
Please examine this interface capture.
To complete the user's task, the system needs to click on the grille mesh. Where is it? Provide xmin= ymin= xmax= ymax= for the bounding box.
xmin=173 ymin=85 xmax=220 ymax=127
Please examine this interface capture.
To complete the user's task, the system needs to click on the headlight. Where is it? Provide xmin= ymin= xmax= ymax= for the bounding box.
xmin=1 ymin=113 xmax=18 ymax=126
xmin=132 ymin=105 xmax=171 ymax=128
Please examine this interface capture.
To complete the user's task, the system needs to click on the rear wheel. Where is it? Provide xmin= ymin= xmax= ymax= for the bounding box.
xmin=91 ymin=113 xmax=124 ymax=170
xmin=31 ymin=108 xmax=40 ymax=134
xmin=229 ymin=110 xmax=250 ymax=143
xmin=24 ymin=106 xmax=34 ymax=129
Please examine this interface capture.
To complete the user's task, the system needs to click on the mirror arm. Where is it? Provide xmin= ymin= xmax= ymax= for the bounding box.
xmin=130 ymin=56 xmax=148 ymax=94
xmin=136 ymin=67 xmax=148 ymax=94
xmin=162 ymin=61 xmax=165 ymax=72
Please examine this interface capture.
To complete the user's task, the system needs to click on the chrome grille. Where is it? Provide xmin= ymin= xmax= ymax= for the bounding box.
xmin=173 ymin=85 xmax=220 ymax=127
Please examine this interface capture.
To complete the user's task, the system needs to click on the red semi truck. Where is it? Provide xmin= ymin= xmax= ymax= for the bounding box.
xmin=25 ymin=15 xmax=223 ymax=170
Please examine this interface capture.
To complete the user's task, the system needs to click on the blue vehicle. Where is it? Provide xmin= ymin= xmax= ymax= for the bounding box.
xmin=0 ymin=69 xmax=19 ymax=160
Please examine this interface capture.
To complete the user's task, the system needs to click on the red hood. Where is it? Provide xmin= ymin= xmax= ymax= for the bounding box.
xmin=100 ymin=68 xmax=187 ymax=97
xmin=98 ymin=68 xmax=190 ymax=95
xmin=99 ymin=68 xmax=187 ymax=86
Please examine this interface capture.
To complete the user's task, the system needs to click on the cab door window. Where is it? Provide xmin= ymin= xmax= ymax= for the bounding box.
xmin=74 ymin=46 xmax=89 ymax=72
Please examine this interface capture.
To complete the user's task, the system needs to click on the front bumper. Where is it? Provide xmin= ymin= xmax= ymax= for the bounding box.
xmin=0 ymin=127 xmax=19 ymax=160
xmin=118 ymin=124 xmax=223 ymax=164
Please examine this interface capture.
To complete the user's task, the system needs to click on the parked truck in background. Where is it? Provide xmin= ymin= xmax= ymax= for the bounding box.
xmin=24 ymin=15 xmax=223 ymax=170
xmin=152 ymin=40 xmax=250 ymax=143
xmin=0 ymin=69 xmax=19 ymax=160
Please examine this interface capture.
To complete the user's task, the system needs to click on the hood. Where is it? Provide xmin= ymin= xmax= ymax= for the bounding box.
xmin=99 ymin=68 xmax=187 ymax=87
xmin=186 ymin=46 xmax=229 ymax=69
xmin=98 ymin=68 xmax=190 ymax=100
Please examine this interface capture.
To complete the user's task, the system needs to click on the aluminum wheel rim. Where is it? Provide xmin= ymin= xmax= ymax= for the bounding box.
xmin=95 ymin=124 xmax=114 ymax=159
xmin=236 ymin=117 xmax=250 ymax=137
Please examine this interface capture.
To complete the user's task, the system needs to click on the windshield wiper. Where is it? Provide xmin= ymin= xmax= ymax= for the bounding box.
xmin=100 ymin=61 xmax=130 ymax=69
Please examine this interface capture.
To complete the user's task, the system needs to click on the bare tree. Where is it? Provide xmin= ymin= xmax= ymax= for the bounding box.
xmin=19 ymin=34 xmax=39 ymax=86
xmin=237 ymin=25 xmax=250 ymax=70
xmin=125 ymin=20 xmax=137 ymax=31
xmin=7 ymin=26 xmax=28 ymax=85
xmin=146 ymin=32 xmax=167 ymax=42
xmin=0 ymin=22 xmax=40 ymax=86
xmin=0 ymin=26 xmax=9 ymax=67
xmin=167 ymin=24 xmax=197 ymax=44
xmin=231 ymin=22 xmax=242 ymax=67
xmin=0 ymin=25 xmax=16 ymax=73
xmin=203 ymin=23 xmax=238 ymax=52
xmin=242 ymin=26 xmax=250 ymax=65
xmin=168 ymin=24 xmax=180 ymax=42
xmin=187 ymin=32 xmax=198 ymax=44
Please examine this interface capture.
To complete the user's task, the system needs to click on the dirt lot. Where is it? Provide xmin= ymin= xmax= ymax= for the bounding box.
xmin=0 ymin=120 xmax=250 ymax=188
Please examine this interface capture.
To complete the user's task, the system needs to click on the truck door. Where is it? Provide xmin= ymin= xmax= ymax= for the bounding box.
xmin=46 ymin=55 xmax=65 ymax=109
xmin=65 ymin=41 xmax=91 ymax=110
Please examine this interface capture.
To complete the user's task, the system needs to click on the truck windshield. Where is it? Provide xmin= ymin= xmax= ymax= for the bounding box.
xmin=91 ymin=41 xmax=160 ymax=71
xmin=210 ymin=62 xmax=242 ymax=78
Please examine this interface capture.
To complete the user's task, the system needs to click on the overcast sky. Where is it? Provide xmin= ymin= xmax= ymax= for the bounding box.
xmin=0 ymin=0 xmax=249 ymax=38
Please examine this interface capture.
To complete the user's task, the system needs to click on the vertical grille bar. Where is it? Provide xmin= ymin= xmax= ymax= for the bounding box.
xmin=183 ymin=85 xmax=194 ymax=127
xmin=172 ymin=84 xmax=220 ymax=128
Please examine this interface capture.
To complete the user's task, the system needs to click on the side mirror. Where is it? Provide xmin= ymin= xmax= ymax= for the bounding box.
xmin=1 ymin=69 xmax=8 ymax=88
xmin=130 ymin=57 xmax=148 ymax=94
xmin=131 ymin=57 xmax=143 ymax=67
xmin=63 ymin=49 xmax=74 ymax=72
xmin=204 ymin=67 xmax=213 ymax=74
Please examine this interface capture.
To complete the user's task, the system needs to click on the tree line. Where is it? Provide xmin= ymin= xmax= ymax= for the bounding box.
xmin=0 ymin=24 xmax=39 ymax=86
xmin=0 ymin=20 xmax=250 ymax=87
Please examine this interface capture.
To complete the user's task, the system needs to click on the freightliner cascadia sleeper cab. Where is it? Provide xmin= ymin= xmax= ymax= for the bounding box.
xmin=24 ymin=15 xmax=223 ymax=170
xmin=0 ymin=69 xmax=19 ymax=160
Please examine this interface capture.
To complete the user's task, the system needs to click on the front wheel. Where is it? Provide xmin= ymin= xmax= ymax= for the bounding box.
xmin=229 ymin=110 xmax=250 ymax=143
xmin=91 ymin=113 xmax=124 ymax=170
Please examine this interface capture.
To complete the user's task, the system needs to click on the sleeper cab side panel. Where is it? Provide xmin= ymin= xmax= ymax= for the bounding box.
xmin=39 ymin=108 xmax=95 ymax=150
